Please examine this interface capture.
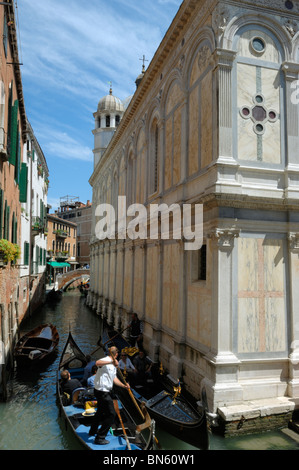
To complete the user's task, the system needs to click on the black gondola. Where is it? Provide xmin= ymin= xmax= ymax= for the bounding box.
xmin=102 ymin=327 xmax=210 ymax=450
xmin=14 ymin=323 xmax=59 ymax=364
xmin=56 ymin=332 xmax=156 ymax=451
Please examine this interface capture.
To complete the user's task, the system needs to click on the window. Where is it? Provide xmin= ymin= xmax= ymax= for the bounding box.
xmin=106 ymin=115 xmax=110 ymax=128
xmin=191 ymin=244 xmax=207 ymax=281
xmin=149 ymin=122 xmax=159 ymax=195
xmin=23 ymin=242 xmax=29 ymax=265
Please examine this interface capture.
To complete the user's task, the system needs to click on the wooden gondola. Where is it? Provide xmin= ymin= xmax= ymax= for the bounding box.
xmin=47 ymin=287 xmax=63 ymax=302
xmin=56 ymin=332 xmax=156 ymax=451
xmin=14 ymin=323 xmax=59 ymax=364
xmin=102 ymin=327 xmax=210 ymax=450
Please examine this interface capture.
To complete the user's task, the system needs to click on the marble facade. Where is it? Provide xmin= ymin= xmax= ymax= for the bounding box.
xmin=88 ymin=0 xmax=299 ymax=421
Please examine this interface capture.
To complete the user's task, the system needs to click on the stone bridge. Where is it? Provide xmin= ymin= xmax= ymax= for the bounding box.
xmin=57 ymin=269 xmax=90 ymax=291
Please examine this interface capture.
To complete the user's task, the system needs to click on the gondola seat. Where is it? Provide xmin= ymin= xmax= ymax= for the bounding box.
xmin=72 ymin=387 xmax=87 ymax=404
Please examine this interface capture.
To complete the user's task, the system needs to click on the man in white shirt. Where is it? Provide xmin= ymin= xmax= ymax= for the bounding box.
xmin=89 ymin=346 xmax=129 ymax=445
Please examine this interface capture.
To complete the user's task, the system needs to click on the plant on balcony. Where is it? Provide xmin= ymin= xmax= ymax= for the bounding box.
xmin=0 ymin=239 xmax=21 ymax=264
xmin=37 ymin=163 xmax=43 ymax=176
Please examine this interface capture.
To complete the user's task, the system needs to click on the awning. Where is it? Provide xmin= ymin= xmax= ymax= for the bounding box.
xmin=47 ymin=261 xmax=71 ymax=268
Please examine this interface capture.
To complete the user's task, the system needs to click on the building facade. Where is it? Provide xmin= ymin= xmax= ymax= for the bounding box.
xmin=88 ymin=0 xmax=299 ymax=429
xmin=19 ymin=119 xmax=49 ymax=316
xmin=57 ymin=196 xmax=92 ymax=267
xmin=47 ymin=213 xmax=77 ymax=284
xmin=0 ymin=1 xmax=27 ymax=399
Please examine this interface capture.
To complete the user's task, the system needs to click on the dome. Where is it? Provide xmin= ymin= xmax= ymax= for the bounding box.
xmin=97 ymin=87 xmax=124 ymax=114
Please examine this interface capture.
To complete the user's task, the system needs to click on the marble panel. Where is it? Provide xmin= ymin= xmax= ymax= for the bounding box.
xmin=166 ymin=82 xmax=184 ymax=116
xmin=238 ymin=298 xmax=260 ymax=354
xmin=145 ymin=245 xmax=158 ymax=322
xmin=238 ymin=30 xmax=280 ymax=63
xmin=265 ymin=297 xmax=286 ymax=352
xmin=123 ymin=249 xmax=132 ymax=307
xmin=162 ymin=243 xmax=179 ymax=331
xmin=238 ymin=238 xmax=259 ymax=292
xmin=133 ymin=246 xmax=144 ymax=314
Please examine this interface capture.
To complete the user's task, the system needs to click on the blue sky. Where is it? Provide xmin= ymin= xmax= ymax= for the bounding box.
xmin=16 ymin=0 xmax=182 ymax=211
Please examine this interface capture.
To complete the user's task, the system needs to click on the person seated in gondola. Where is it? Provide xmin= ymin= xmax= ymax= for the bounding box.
xmin=133 ymin=349 xmax=152 ymax=386
xmin=81 ymin=355 xmax=96 ymax=386
xmin=119 ymin=351 xmax=137 ymax=385
xmin=60 ymin=369 xmax=83 ymax=396
xmin=87 ymin=364 xmax=98 ymax=388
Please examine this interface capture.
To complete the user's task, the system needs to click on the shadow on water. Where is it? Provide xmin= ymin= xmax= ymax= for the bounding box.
xmin=0 ymin=291 xmax=299 ymax=451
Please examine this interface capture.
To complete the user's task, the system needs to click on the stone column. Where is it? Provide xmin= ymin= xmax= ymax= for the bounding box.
xmin=282 ymin=63 xmax=299 ymax=167
xmin=212 ymin=48 xmax=237 ymax=161
xmin=204 ymin=227 xmax=242 ymax=412
xmin=288 ymin=232 xmax=299 ymax=396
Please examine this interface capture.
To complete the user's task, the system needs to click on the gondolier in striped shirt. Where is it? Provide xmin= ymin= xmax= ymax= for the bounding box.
xmin=89 ymin=346 xmax=129 ymax=445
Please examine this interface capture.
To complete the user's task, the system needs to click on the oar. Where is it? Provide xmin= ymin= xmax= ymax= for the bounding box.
xmin=90 ymin=325 xmax=131 ymax=356
xmin=117 ymin=367 xmax=145 ymax=421
xmin=113 ymin=399 xmax=132 ymax=450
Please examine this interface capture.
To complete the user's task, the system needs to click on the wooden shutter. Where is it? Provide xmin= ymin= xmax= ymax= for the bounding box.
xmin=24 ymin=241 xmax=29 ymax=265
xmin=9 ymin=100 xmax=19 ymax=165
xmin=19 ymin=163 xmax=28 ymax=203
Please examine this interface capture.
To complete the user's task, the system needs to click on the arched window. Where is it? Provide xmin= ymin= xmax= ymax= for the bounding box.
xmin=116 ymin=115 xmax=120 ymax=127
xmin=149 ymin=122 xmax=159 ymax=195
xmin=106 ymin=115 xmax=110 ymax=128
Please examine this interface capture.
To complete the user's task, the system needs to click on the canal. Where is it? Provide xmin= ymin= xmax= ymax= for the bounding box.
xmin=0 ymin=290 xmax=298 ymax=451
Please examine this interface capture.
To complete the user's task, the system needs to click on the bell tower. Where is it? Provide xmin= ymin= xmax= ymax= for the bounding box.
xmin=92 ymin=84 xmax=125 ymax=168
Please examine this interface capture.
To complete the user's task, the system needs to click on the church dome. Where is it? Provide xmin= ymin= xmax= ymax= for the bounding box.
xmin=97 ymin=87 xmax=124 ymax=113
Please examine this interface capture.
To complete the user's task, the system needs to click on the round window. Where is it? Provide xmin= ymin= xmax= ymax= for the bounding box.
xmin=255 ymin=123 xmax=265 ymax=134
xmin=251 ymin=37 xmax=266 ymax=55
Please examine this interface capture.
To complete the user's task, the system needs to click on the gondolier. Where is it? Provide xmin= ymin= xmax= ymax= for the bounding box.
xmin=89 ymin=346 xmax=130 ymax=445
xmin=129 ymin=313 xmax=143 ymax=348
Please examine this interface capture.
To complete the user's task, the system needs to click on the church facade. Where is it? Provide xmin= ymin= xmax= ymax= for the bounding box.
xmin=88 ymin=0 xmax=299 ymax=428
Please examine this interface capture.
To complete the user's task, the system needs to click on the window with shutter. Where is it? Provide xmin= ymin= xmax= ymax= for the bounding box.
xmin=24 ymin=241 xmax=29 ymax=265
xmin=9 ymin=100 xmax=19 ymax=166
xmin=19 ymin=163 xmax=28 ymax=203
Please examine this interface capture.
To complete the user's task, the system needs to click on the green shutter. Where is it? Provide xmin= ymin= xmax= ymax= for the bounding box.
xmin=19 ymin=163 xmax=28 ymax=202
xmin=24 ymin=242 xmax=29 ymax=265
xmin=0 ymin=189 xmax=3 ymax=238
xmin=15 ymin=130 xmax=21 ymax=183
xmin=32 ymin=149 xmax=35 ymax=161
xmin=39 ymin=246 xmax=43 ymax=265
xmin=9 ymin=100 xmax=19 ymax=165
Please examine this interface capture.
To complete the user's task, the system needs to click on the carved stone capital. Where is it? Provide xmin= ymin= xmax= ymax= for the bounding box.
xmin=209 ymin=227 xmax=240 ymax=249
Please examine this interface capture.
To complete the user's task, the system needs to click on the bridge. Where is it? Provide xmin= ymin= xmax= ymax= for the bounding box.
xmin=56 ymin=269 xmax=90 ymax=291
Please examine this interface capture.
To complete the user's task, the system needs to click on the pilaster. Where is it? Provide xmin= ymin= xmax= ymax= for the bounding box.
xmin=288 ymin=232 xmax=299 ymax=396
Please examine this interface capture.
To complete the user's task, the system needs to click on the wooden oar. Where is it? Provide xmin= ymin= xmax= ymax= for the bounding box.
xmin=113 ymin=399 xmax=132 ymax=450
xmin=117 ymin=367 xmax=145 ymax=421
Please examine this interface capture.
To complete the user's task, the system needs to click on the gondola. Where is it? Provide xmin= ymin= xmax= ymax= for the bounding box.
xmin=47 ymin=287 xmax=63 ymax=302
xmin=102 ymin=327 xmax=210 ymax=450
xmin=57 ymin=332 xmax=156 ymax=451
xmin=14 ymin=323 xmax=59 ymax=364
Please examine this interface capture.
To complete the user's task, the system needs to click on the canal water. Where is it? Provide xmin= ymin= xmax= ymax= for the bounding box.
xmin=0 ymin=290 xmax=298 ymax=451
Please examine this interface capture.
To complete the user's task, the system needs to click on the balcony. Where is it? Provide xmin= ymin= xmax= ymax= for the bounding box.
xmin=53 ymin=229 xmax=68 ymax=238
xmin=32 ymin=217 xmax=44 ymax=236
xmin=56 ymin=251 xmax=70 ymax=261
